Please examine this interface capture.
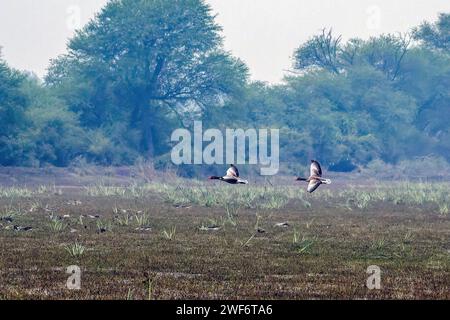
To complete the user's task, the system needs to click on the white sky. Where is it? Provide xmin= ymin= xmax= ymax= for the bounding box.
xmin=0 ymin=0 xmax=449 ymax=83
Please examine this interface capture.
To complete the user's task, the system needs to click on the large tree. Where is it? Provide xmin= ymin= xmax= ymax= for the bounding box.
xmin=293 ymin=29 xmax=411 ymax=81
xmin=413 ymin=13 xmax=450 ymax=51
xmin=293 ymin=29 xmax=343 ymax=74
xmin=0 ymin=51 xmax=28 ymax=165
xmin=47 ymin=0 xmax=248 ymax=159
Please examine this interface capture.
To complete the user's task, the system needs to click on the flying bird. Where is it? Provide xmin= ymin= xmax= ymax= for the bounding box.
xmin=295 ymin=160 xmax=331 ymax=193
xmin=209 ymin=164 xmax=249 ymax=185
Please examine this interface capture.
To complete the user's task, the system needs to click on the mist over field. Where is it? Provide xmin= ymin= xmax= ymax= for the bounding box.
xmin=0 ymin=0 xmax=449 ymax=177
xmin=0 ymin=0 xmax=449 ymax=301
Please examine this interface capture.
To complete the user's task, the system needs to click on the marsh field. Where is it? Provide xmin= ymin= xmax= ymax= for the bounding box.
xmin=0 ymin=167 xmax=449 ymax=300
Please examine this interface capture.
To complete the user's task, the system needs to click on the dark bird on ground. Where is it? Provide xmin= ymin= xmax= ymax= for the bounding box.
xmin=295 ymin=160 xmax=332 ymax=193
xmin=0 ymin=217 xmax=13 ymax=223
xmin=14 ymin=225 xmax=33 ymax=232
xmin=209 ymin=164 xmax=249 ymax=185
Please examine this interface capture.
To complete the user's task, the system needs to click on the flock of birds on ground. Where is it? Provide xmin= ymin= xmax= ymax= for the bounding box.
xmin=1 ymin=160 xmax=331 ymax=233
xmin=209 ymin=160 xmax=332 ymax=193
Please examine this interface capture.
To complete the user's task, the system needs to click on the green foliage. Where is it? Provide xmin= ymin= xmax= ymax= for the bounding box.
xmin=0 ymin=55 xmax=28 ymax=165
xmin=282 ymin=25 xmax=448 ymax=168
xmin=49 ymin=219 xmax=67 ymax=232
xmin=0 ymin=8 xmax=450 ymax=172
xmin=20 ymin=76 xmax=88 ymax=166
xmin=413 ymin=13 xmax=450 ymax=51
xmin=65 ymin=242 xmax=87 ymax=257
xmin=47 ymin=0 xmax=248 ymax=161
xmin=162 ymin=226 xmax=177 ymax=241
xmin=293 ymin=28 xmax=342 ymax=74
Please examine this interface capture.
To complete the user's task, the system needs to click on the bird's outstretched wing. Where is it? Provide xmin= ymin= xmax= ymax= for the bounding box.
xmin=307 ymin=179 xmax=321 ymax=193
xmin=310 ymin=160 xmax=322 ymax=177
xmin=227 ymin=165 xmax=239 ymax=178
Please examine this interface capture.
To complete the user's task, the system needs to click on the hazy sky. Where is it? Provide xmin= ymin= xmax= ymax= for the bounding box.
xmin=1 ymin=0 xmax=449 ymax=83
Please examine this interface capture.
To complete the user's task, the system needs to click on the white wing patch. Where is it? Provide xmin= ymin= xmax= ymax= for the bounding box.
xmin=226 ymin=166 xmax=239 ymax=178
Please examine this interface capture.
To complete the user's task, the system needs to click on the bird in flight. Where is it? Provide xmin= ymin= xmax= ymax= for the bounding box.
xmin=209 ymin=164 xmax=249 ymax=185
xmin=295 ymin=160 xmax=331 ymax=193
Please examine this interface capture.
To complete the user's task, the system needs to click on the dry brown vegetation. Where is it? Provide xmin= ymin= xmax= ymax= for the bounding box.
xmin=0 ymin=169 xmax=449 ymax=300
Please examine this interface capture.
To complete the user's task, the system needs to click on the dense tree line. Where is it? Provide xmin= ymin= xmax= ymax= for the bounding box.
xmin=0 ymin=0 xmax=449 ymax=174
